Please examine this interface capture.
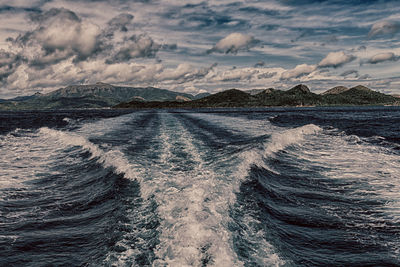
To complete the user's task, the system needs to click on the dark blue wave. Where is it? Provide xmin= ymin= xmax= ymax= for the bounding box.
xmin=1 ymin=108 xmax=400 ymax=266
xmin=0 ymin=143 xmax=158 ymax=266
xmin=232 ymin=154 xmax=400 ymax=266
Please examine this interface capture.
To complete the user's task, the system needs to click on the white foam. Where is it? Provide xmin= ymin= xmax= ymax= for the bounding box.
xmin=150 ymin=114 xmax=243 ymax=267
xmin=62 ymin=117 xmax=73 ymax=123
xmin=148 ymin=113 xmax=290 ymax=267
xmin=240 ymin=215 xmax=287 ymax=266
xmin=75 ymin=111 xmax=141 ymax=137
xmin=264 ymin=124 xmax=322 ymax=157
xmin=182 ymin=115 xmax=323 ymax=266
xmin=0 ymin=129 xmax=64 ymax=191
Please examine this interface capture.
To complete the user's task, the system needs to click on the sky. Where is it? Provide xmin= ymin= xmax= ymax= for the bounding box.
xmin=0 ymin=0 xmax=399 ymax=98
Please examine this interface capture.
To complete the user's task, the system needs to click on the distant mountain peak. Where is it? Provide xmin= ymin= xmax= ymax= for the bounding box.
xmin=350 ymin=85 xmax=372 ymax=91
xmin=322 ymin=86 xmax=349 ymax=95
xmin=288 ymin=84 xmax=311 ymax=94
xmin=95 ymin=82 xmax=111 ymax=86
xmin=246 ymin=88 xmax=275 ymax=95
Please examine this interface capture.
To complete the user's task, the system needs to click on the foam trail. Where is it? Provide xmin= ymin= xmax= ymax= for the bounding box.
xmin=150 ymin=114 xmax=242 ymax=267
xmin=149 ymin=113 xmax=290 ymax=267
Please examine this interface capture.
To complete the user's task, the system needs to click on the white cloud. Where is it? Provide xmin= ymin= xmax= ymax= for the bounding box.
xmin=31 ymin=8 xmax=101 ymax=58
xmin=211 ymin=68 xmax=259 ymax=82
xmin=280 ymin=64 xmax=317 ymax=80
xmin=367 ymin=52 xmax=399 ymax=64
xmin=318 ymin=51 xmax=356 ymax=68
xmin=210 ymin=33 xmax=258 ymax=54
xmin=368 ymin=21 xmax=400 ymax=38
xmin=156 ymin=63 xmax=215 ymax=83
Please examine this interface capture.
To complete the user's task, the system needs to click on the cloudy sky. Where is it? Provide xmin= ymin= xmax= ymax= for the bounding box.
xmin=0 ymin=0 xmax=399 ymax=98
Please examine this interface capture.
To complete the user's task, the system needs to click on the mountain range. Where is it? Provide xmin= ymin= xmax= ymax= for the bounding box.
xmin=0 ymin=83 xmax=398 ymax=110
xmin=0 ymin=82 xmax=208 ymax=110
xmin=115 ymin=84 xmax=399 ymax=109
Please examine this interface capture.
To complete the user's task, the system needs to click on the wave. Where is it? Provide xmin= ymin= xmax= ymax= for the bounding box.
xmin=0 ymin=128 xmax=61 ymax=191
xmin=5 ymin=110 xmax=399 ymax=266
xmin=249 ymin=123 xmax=400 ymax=264
xmin=37 ymin=127 xmax=161 ymax=266
xmin=38 ymin=127 xmax=144 ymax=186
xmin=264 ymin=124 xmax=322 ymax=157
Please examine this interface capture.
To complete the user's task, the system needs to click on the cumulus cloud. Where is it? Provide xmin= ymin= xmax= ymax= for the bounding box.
xmin=156 ymin=63 xmax=216 ymax=84
xmin=0 ymin=7 xmax=168 ymax=96
xmin=209 ymin=33 xmax=258 ymax=54
xmin=0 ymin=50 xmax=21 ymax=82
xmin=107 ymin=13 xmax=134 ymax=32
xmin=23 ymin=8 xmax=100 ymax=61
xmin=280 ymin=64 xmax=316 ymax=80
xmin=366 ymin=52 xmax=399 ymax=64
xmin=9 ymin=9 xmax=162 ymax=67
xmin=368 ymin=21 xmax=400 ymax=38
xmin=318 ymin=51 xmax=356 ymax=68
xmin=212 ymin=68 xmax=259 ymax=82
xmin=106 ymin=34 xmax=160 ymax=63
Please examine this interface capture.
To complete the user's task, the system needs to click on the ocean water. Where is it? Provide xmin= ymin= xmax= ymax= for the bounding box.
xmin=1 ymin=107 xmax=399 ymax=266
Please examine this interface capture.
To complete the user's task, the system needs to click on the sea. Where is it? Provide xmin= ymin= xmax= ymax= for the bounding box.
xmin=0 ymin=107 xmax=399 ymax=267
